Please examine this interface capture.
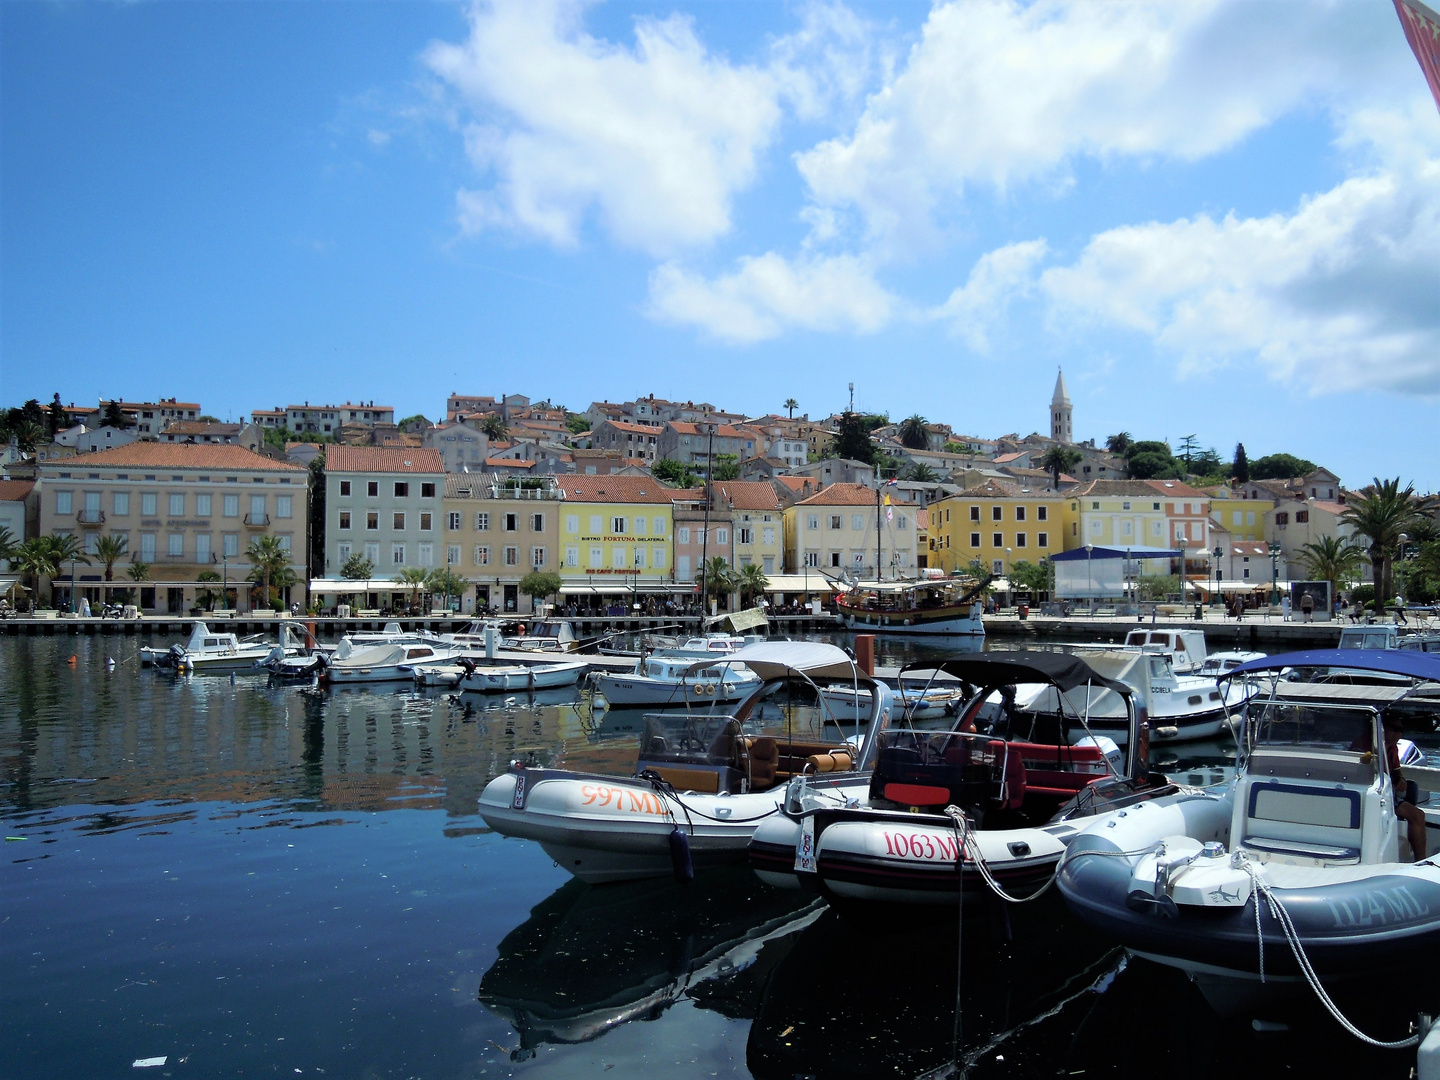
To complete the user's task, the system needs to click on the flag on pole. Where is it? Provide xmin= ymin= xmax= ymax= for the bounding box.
xmin=884 ymin=477 xmax=899 ymax=487
xmin=1395 ymin=0 xmax=1440 ymax=115
xmin=883 ymin=494 xmax=894 ymax=522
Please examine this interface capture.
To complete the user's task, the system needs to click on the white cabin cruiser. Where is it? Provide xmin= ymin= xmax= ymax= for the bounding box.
xmin=1124 ymin=628 xmax=1208 ymax=675
xmin=1197 ymin=650 xmax=1267 ymax=678
xmin=1057 ymin=649 xmax=1440 ymax=1015
xmin=478 ymin=642 xmax=895 ymax=883
xmin=147 ymin=621 xmax=302 ymax=673
xmin=593 ymin=656 xmax=760 ymax=707
xmin=1073 ymin=648 xmax=1253 ymax=743
xmin=749 ymin=650 xmax=1172 ymax=910
xmin=504 ymin=620 xmax=581 ymax=653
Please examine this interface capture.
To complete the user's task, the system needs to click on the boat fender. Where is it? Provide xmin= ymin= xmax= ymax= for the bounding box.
xmin=669 ymin=826 xmax=694 ymax=884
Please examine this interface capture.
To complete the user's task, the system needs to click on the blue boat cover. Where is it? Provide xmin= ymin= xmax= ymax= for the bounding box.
xmin=1048 ymin=546 xmax=1183 ymax=561
xmin=1221 ymin=648 xmax=1440 ymax=683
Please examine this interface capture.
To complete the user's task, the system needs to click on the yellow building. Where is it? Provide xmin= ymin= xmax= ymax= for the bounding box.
xmin=927 ymin=479 xmax=1073 ymax=576
xmin=443 ymin=473 xmax=563 ymax=614
xmin=1209 ymin=495 xmax=1273 ymax=542
xmin=556 ymin=475 xmax=676 ymax=605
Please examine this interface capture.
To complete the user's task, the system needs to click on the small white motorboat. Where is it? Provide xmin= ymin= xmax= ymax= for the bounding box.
xmin=818 ymin=680 xmax=968 ymax=722
xmin=323 ymin=640 xmax=465 ymax=684
xmin=1072 ymin=648 xmax=1253 ymax=743
xmin=458 ymin=658 xmax=589 ymax=693
xmin=749 ymin=650 xmax=1171 ymax=909
xmin=149 ymin=621 xmax=303 ymax=673
xmin=1197 ymin=650 xmax=1267 ymax=678
xmin=593 ymin=656 xmax=760 ymax=708
xmin=478 ymin=641 xmax=896 ymax=883
xmin=504 ymin=619 xmax=581 ymax=653
xmin=1057 ymin=649 xmax=1440 ymax=1015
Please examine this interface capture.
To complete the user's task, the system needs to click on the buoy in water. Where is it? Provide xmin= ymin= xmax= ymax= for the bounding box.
xmin=67 ymin=655 xmax=77 ymax=666
xmin=106 ymin=657 xmax=116 ymax=670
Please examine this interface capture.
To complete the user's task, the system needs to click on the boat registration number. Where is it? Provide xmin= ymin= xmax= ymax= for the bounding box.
xmin=580 ymin=784 xmax=666 ymax=816
xmin=882 ymin=829 xmax=963 ymax=862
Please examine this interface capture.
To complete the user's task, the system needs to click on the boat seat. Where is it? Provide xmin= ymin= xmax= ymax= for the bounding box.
xmin=1235 ymin=779 xmax=1365 ymax=865
xmin=987 ymin=740 xmax=1026 ymax=810
xmin=748 ymin=737 xmax=779 ymax=790
xmin=647 ymin=736 xmax=668 ymax=754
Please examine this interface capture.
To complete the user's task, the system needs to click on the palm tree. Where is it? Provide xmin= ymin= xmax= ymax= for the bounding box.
xmin=0 ymin=525 xmax=16 ymax=568
xmin=1339 ymin=478 xmax=1436 ymax=604
xmin=127 ymin=561 xmax=152 ymax=582
xmin=1040 ymin=446 xmax=1083 ymax=490
xmin=784 ymin=398 xmax=799 ymax=419
xmin=736 ymin=563 xmax=769 ymax=608
xmin=94 ymin=534 xmax=128 ymax=581
xmin=481 ymin=415 xmax=508 ymax=441
xmin=246 ymin=535 xmax=292 ymax=608
xmin=703 ymin=557 xmax=738 ymax=607
xmin=395 ymin=566 xmax=431 ymax=613
xmin=905 ymin=462 xmax=939 ymax=483
xmin=1295 ymin=536 xmax=1365 ymax=603
xmin=1105 ymin=432 xmax=1134 ymax=456
xmin=15 ymin=537 xmax=62 ymax=603
xmin=897 ymin=414 xmax=930 ymax=450
xmin=195 ymin=569 xmax=223 ymax=611
xmin=12 ymin=417 xmax=45 ymax=453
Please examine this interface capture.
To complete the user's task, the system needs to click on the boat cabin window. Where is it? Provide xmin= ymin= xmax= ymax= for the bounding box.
xmin=407 ymin=648 xmax=434 ymax=659
xmin=205 ymin=638 xmax=220 ymax=648
xmin=1149 ymin=658 xmax=1170 ymax=682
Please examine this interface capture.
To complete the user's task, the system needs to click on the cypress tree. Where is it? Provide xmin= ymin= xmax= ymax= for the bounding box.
xmin=1233 ymin=443 xmax=1249 ymax=484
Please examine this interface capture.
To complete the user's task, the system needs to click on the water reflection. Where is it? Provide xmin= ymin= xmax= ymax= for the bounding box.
xmin=479 ymin=867 xmax=822 ymax=1057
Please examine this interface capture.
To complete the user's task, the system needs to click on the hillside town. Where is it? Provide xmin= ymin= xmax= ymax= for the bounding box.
xmin=1 ymin=374 xmax=1435 ymax=622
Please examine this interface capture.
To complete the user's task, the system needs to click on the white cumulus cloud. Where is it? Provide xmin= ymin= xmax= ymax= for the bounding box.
xmin=425 ymin=0 xmax=784 ymax=256
xmin=647 ymin=253 xmax=898 ymax=344
xmin=795 ymin=0 xmax=1410 ymax=254
xmin=932 ymin=240 xmax=1049 ymax=351
xmin=1039 ymin=157 xmax=1440 ymax=394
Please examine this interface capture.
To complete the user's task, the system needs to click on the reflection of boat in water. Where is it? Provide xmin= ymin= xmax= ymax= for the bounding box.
xmin=745 ymin=895 xmax=1122 ymax=1079
xmin=478 ymin=867 xmax=822 ymax=1057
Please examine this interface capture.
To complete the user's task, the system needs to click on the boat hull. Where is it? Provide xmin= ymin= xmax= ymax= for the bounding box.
xmin=837 ymin=607 xmax=984 ymax=636
xmin=459 ymin=662 xmax=586 ymax=692
xmin=1056 ymin=792 xmax=1440 ymax=1009
xmin=594 ymin=673 xmax=756 ymax=707
xmin=479 ymin=768 xmax=865 ymax=884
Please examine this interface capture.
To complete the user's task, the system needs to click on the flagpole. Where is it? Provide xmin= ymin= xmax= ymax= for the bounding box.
xmin=875 ymin=464 xmax=882 ymax=582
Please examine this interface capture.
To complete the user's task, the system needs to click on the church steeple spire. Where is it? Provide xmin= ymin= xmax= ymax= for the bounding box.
xmin=1050 ymin=367 xmax=1073 ymax=443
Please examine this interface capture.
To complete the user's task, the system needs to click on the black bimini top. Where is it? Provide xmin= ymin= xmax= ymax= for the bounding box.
xmin=1223 ymin=649 xmax=1440 ymax=684
xmin=899 ymin=651 xmax=1133 ymax=696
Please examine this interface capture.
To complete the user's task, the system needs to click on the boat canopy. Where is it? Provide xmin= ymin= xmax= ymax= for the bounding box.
xmin=1221 ymin=649 xmax=1440 ymax=683
xmin=898 ymin=650 xmax=1134 ymax=695
xmin=694 ymin=641 xmax=872 ymax=684
xmin=1049 ymin=546 xmax=1185 ymax=561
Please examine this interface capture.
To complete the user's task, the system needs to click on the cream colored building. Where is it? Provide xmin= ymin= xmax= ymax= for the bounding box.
xmin=36 ymin=442 xmax=307 ymax=613
xmin=444 ymin=474 xmax=563 ymax=613
xmin=783 ymin=483 xmax=918 ymax=577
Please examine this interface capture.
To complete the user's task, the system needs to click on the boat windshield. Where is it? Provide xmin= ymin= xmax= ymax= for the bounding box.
xmin=1248 ymin=702 xmax=1379 ymax=755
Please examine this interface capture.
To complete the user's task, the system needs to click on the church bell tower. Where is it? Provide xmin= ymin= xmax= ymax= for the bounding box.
xmin=1050 ymin=368 xmax=1072 ymax=444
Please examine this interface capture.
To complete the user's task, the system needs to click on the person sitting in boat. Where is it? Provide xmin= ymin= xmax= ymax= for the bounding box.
xmin=1385 ymin=716 xmax=1428 ymax=860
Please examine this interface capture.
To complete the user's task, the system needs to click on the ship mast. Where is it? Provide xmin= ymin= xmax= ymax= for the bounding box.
xmin=875 ymin=463 xmax=883 ymax=581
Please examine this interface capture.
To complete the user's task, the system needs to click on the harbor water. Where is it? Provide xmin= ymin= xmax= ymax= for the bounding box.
xmin=2 ymin=634 xmax=1435 ymax=1078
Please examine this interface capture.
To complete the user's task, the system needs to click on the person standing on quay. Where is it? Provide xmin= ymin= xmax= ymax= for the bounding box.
xmin=1281 ymin=593 xmax=1291 ymax=622
xmin=1300 ymin=591 xmax=1314 ymax=623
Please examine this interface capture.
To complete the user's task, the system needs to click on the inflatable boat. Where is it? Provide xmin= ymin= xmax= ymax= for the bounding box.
xmin=750 ymin=650 xmax=1177 ymax=910
xmin=1057 ymin=649 xmax=1440 ymax=1014
xmin=478 ymin=641 xmax=895 ymax=883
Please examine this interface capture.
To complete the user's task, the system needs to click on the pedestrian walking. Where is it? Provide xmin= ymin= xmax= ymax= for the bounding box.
xmin=1395 ymin=593 xmax=1408 ymax=625
xmin=1300 ymin=591 xmax=1314 ymax=623
xmin=1281 ymin=594 xmax=1291 ymax=622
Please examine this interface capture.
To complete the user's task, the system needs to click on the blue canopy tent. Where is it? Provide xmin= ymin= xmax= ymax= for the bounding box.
xmin=1050 ymin=546 xmax=1185 ymax=600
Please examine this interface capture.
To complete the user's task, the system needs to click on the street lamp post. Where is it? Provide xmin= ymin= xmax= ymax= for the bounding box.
xmin=1177 ymin=538 xmax=1188 ymax=609
xmin=1084 ymin=543 xmax=1093 ymax=613
xmin=70 ymin=555 xmax=77 ymax=614
xmin=1213 ymin=544 xmax=1224 ymax=611
xmin=1267 ymin=542 xmax=1281 ymax=606
xmin=222 ymin=553 xmax=228 ymax=611
xmin=698 ymin=422 xmax=716 ymax=617
xmin=1004 ymin=547 xmax=1012 ymax=608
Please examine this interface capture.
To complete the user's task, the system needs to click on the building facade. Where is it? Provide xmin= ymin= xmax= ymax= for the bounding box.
xmin=325 ymin=446 xmax=445 ymax=582
xmin=783 ymin=484 xmax=918 ymax=577
xmin=35 ymin=443 xmax=307 ymax=613
xmin=927 ymin=479 xmax=1072 ymax=577
xmin=556 ymin=476 xmax=675 ymax=601
xmin=443 ymin=474 xmax=563 ymax=613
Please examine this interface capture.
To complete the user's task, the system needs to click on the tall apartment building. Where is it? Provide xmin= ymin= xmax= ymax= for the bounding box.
xmin=783 ymin=484 xmax=918 ymax=577
xmin=325 ymin=446 xmax=444 ymax=581
xmin=251 ymin=402 xmax=395 ymax=436
xmin=35 ymin=443 xmax=307 ymax=613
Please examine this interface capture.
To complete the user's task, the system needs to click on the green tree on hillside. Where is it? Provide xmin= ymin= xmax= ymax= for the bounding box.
xmin=1250 ymin=453 xmax=1315 ymax=480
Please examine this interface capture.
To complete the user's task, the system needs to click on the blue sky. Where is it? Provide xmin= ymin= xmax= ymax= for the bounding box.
xmin=3 ymin=0 xmax=1438 ymax=489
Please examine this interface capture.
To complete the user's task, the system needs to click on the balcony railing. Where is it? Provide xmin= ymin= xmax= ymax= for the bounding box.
xmin=243 ymin=513 xmax=271 ymax=527
xmin=76 ymin=509 xmax=106 ymax=525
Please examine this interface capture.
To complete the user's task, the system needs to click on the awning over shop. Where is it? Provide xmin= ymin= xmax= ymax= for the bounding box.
xmin=309 ymin=578 xmax=410 ymax=593
xmin=1050 ymin=546 xmax=1185 ymax=561
xmin=558 ymin=583 xmax=680 ymax=596
xmin=760 ymin=574 xmax=847 ymax=593
xmin=1189 ymin=580 xmax=1269 ymax=594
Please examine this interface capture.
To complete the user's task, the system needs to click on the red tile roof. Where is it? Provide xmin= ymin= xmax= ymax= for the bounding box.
xmin=0 ymin=480 xmax=36 ymax=502
xmin=42 ymin=443 xmax=303 ymax=471
xmin=326 ymin=445 xmax=444 ymax=474
xmin=795 ymin=483 xmax=883 ymax=507
xmin=667 ymin=421 xmax=748 ymax=438
xmin=714 ymin=481 xmax=782 ymax=511
xmin=560 ymin=475 xmax=679 ymax=504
